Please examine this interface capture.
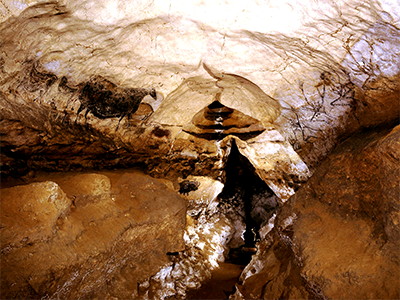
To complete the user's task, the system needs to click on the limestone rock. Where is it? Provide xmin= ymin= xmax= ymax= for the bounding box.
xmin=177 ymin=175 xmax=224 ymax=214
xmin=1 ymin=0 xmax=399 ymax=177
xmin=0 ymin=171 xmax=187 ymax=299
xmin=142 ymin=213 xmax=234 ymax=299
xmin=235 ymin=125 xmax=400 ymax=299
xmin=0 ymin=1 xmax=399 ymax=298
xmin=51 ymin=173 xmax=111 ymax=196
xmin=149 ymin=69 xmax=281 ymax=127
xmin=353 ymin=74 xmax=400 ymax=128
xmin=1 ymin=181 xmax=71 ymax=249
xmin=228 ymin=131 xmax=311 ymax=201
xmin=183 ymin=100 xmax=266 ymax=140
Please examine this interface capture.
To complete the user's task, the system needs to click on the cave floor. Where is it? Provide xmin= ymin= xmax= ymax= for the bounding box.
xmin=186 ymin=262 xmax=245 ymax=300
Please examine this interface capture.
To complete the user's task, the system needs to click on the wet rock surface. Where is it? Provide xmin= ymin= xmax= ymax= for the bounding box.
xmin=0 ymin=170 xmax=186 ymax=299
xmin=0 ymin=0 xmax=399 ymax=299
xmin=1 ymin=181 xmax=71 ymax=249
xmin=235 ymin=124 xmax=400 ymax=299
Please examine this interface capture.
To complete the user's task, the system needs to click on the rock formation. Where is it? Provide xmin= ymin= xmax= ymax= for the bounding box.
xmin=0 ymin=0 xmax=399 ymax=299
xmin=234 ymin=125 xmax=400 ymax=299
xmin=1 ymin=171 xmax=186 ymax=299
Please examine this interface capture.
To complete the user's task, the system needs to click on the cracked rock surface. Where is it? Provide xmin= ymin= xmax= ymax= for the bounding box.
xmin=1 ymin=0 xmax=399 ymax=178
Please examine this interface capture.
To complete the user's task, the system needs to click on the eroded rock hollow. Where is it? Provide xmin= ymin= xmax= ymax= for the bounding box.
xmin=1 ymin=0 xmax=399 ymax=299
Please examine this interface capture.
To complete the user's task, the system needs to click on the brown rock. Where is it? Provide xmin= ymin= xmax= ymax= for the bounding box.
xmin=1 ymin=181 xmax=71 ymax=249
xmin=237 ymin=125 xmax=400 ymax=299
xmin=55 ymin=173 xmax=111 ymax=196
xmin=0 ymin=171 xmax=186 ymax=299
xmin=354 ymin=74 xmax=400 ymax=128
xmin=46 ymin=173 xmax=112 ymax=206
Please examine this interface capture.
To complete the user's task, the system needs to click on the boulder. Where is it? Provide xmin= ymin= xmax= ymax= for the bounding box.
xmin=0 ymin=171 xmax=187 ymax=299
xmin=1 ymin=181 xmax=71 ymax=249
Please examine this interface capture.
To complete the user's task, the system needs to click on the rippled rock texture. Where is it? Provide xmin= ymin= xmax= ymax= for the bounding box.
xmin=235 ymin=125 xmax=400 ymax=299
xmin=0 ymin=171 xmax=186 ymax=299
xmin=0 ymin=0 xmax=399 ymax=299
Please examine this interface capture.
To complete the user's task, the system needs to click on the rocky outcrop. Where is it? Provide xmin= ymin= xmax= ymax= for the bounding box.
xmin=235 ymin=125 xmax=400 ymax=299
xmin=1 ymin=181 xmax=71 ymax=249
xmin=0 ymin=61 xmax=310 ymax=198
xmin=0 ymin=171 xmax=186 ymax=299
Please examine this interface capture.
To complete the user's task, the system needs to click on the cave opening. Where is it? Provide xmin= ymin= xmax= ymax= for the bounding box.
xmin=218 ymin=140 xmax=279 ymax=265
xmin=187 ymin=140 xmax=280 ymax=299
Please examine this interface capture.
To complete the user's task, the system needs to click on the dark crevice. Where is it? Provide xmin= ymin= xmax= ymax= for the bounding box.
xmin=183 ymin=130 xmax=266 ymax=141
xmin=188 ymin=140 xmax=280 ymax=299
xmin=218 ymin=140 xmax=278 ymax=262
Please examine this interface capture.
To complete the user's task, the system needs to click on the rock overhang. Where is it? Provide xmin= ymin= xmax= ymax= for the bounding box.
xmin=148 ymin=66 xmax=281 ymax=127
xmin=0 ymin=0 xmax=398 ymax=184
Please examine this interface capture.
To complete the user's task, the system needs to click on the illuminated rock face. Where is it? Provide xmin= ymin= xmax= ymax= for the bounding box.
xmin=0 ymin=0 xmax=399 ymax=174
xmin=235 ymin=125 xmax=400 ymax=300
xmin=0 ymin=171 xmax=186 ymax=299
xmin=0 ymin=0 xmax=399 ymax=299
xmin=150 ymin=69 xmax=281 ymax=127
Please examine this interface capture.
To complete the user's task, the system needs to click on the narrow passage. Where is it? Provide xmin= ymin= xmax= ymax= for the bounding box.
xmin=188 ymin=141 xmax=278 ymax=299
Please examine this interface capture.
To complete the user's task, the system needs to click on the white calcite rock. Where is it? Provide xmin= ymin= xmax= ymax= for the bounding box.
xmin=149 ymin=67 xmax=281 ymax=127
xmin=177 ymin=175 xmax=224 ymax=213
xmin=1 ymin=0 xmax=398 ymax=173
xmin=233 ymin=131 xmax=311 ymax=201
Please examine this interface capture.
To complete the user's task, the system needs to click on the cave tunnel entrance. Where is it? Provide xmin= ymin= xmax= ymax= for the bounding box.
xmin=218 ymin=140 xmax=279 ymax=265
xmin=187 ymin=140 xmax=280 ymax=299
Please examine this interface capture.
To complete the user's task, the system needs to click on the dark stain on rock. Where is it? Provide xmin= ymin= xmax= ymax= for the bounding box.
xmin=134 ymin=127 xmax=146 ymax=135
xmin=151 ymin=127 xmax=170 ymax=138
xmin=58 ymin=76 xmax=78 ymax=93
xmin=77 ymin=75 xmax=157 ymax=127
xmin=0 ymin=57 xmax=5 ymax=73
xmin=179 ymin=180 xmax=200 ymax=195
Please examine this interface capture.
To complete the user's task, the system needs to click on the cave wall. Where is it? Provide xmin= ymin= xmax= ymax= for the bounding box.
xmin=1 ymin=0 xmax=399 ymax=180
xmin=1 ymin=0 xmax=399 ymax=299
xmin=235 ymin=125 xmax=400 ymax=299
xmin=1 ymin=171 xmax=186 ymax=299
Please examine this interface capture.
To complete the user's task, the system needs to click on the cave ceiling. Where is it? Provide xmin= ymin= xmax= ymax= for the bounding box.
xmin=0 ymin=0 xmax=399 ymax=188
